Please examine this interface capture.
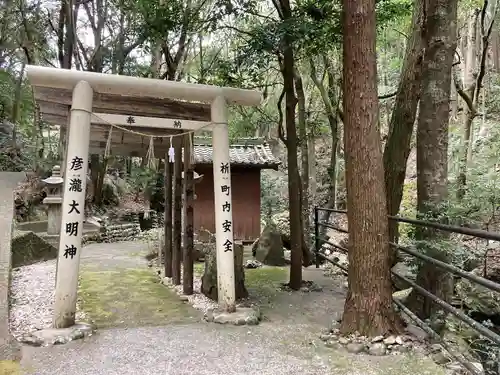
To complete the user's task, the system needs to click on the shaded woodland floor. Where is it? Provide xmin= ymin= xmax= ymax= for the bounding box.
xmin=20 ymin=241 xmax=445 ymax=375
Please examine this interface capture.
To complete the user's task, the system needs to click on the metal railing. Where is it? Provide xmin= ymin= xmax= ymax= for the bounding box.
xmin=313 ymin=206 xmax=500 ymax=375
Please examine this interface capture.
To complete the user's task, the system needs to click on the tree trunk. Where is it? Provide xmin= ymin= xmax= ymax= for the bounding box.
xmin=456 ymin=11 xmax=479 ymax=199
xmin=309 ymin=56 xmax=340 ymax=236
xmin=406 ymin=0 xmax=458 ymax=320
xmin=340 ymin=0 xmax=403 ymax=336
xmin=456 ymin=3 xmax=496 ymax=199
xmin=272 ymin=0 xmax=303 ymax=290
xmin=383 ymin=0 xmax=424 ymax=248
xmin=450 ymin=78 xmax=458 ymax=119
xmin=492 ymin=27 xmax=500 ymax=72
xmin=308 ymin=134 xmax=316 ymax=202
xmin=294 ymin=70 xmax=310 ymax=244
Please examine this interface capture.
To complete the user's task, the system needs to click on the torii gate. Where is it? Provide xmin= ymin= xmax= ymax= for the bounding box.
xmin=26 ymin=66 xmax=262 ymax=329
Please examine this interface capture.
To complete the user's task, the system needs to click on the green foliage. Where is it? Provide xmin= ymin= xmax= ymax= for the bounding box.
xmin=0 ymin=69 xmax=44 ymax=172
xmin=376 ymin=0 xmax=412 ymax=25
xmin=261 ymin=170 xmax=288 ymax=222
xmin=127 ymin=164 xmax=158 ymax=200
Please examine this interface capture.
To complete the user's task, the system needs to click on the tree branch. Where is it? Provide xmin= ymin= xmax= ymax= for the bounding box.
xmin=277 ymin=88 xmax=287 ymax=145
xmin=474 ymin=0 xmax=498 ymax=104
xmin=453 ymin=70 xmax=475 ymax=114
xmin=378 ymin=91 xmax=397 ymax=99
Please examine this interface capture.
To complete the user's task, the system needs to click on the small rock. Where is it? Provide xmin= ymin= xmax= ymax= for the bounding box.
xmin=405 ymin=324 xmax=429 ymax=340
xmin=412 ymin=343 xmax=428 ymax=355
xmin=19 ymin=333 xmax=43 ymax=347
xmin=368 ymin=343 xmax=387 ymax=356
xmin=446 ymin=362 xmax=464 ymax=374
xmin=428 ymin=343 xmax=442 ymax=353
xmin=331 ymin=312 xmax=343 ymax=323
xmin=54 ymin=336 xmax=69 ymax=345
xmin=69 ymin=329 xmax=84 ymax=341
xmin=471 ymin=362 xmax=484 ymax=373
xmin=395 ymin=336 xmax=404 ymax=345
xmin=383 ymin=335 xmax=397 ymax=345
xmin=346 ymin=342 xmax=366 ymax=354
xmin=245 ymin=259 xmax=262 ymax=269
xmin=319 ymin=334 xmax=332 ymax=342
xmin=206 ymin=307 xmax=261 ymax=326
xmin=320 ymin=327 xmax=332 ymax=335
xmin=339 ymin=337 xmax=350 ymax=345
xmin=371 ymin=335 xmax=384 ymax=343
xmin=179 ymin=295 xmax=189 ymax=302
xmin=325 ymin=340 xmax=341 ymax=349
xmin=330 ymin=321 xmax=340 ymax=331
xmin=397 ymin=345 xmax=411 ymax=353
xmin=431 ymin=352 xmax=451 ymax=365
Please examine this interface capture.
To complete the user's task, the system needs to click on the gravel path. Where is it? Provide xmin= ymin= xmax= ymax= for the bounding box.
xmin=10 ymin=260 xmax=81 ymax=337
xmin=16 ymin=241 xmax=446 ymax=375
xmin=21 ymin=323 xmax=443 ymax=375
xmin=9 ymin=241 xmax=151 ymax=338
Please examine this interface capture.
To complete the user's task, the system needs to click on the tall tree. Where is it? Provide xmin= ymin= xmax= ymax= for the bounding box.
xmin=383 ymin=0 xmax=424 ymax=250
xmin=455 ymin=0 xmax=498 ymax=199
xmin=340 ymin=0 xmax=403 ymax=335
xmin=272 ymin=0 xmax=303 ymax=290
xmin=406 ymin=0 xmax=458 ymax=319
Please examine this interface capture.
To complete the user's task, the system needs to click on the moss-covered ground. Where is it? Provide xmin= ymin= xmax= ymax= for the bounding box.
xmin=78 ymin=268 xmax=199 ymax=328
xmin=193 ymin=261 xmax=288 ymax=313
xmin=0 ymin=360 xmax=20 ymax=375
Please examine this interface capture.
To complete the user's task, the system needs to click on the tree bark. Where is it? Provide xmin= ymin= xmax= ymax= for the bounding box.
xmin=456 ymin=11 xmax=479 ymax=199
xmin=274 ymin=0 xmax=303 ymax=290
xmin=456 ymin=3 xmax=497 ymax=199
xmin=183 ymin=134 xmax=194 ymax=295
xmin=308 ymin=133 xmax=316 ymax=202
xmin=309 ymin=56 xmax=341 ymax=237
xmin=406 ymin=0 xmax=458 ymax=320
xmin=492 ymin=27 xmax=500 ymax=72
xmin=172 ymin=137 xmax=183 ymax=285
xmin=164 ymin=153 xmax=173 ymax=278
xmin=294 ymin=70 xmax=310 ymax=244
xmin=383 ymin=0 xmax=425 ymax=249
xmin=340 ymin=0 xmax=403 ymax=336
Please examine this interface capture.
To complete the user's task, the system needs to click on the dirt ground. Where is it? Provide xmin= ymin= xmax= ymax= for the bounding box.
xmin=20 ymin=242 xmax=445 ymax=375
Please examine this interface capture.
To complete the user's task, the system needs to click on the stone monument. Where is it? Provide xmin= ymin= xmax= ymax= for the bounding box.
xmin=42 ymin=165 xmax=64 ymax=235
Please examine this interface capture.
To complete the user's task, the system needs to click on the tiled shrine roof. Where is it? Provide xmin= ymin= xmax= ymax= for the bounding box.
xmin=193 ymin=137 xmax=280 ymax=169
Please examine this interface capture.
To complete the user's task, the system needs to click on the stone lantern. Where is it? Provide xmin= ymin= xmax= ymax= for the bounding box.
xmin=42 ymin=165 xmax=64 ymax=235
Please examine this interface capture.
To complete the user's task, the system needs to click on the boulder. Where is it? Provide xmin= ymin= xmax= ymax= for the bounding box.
xmin=455 ymin=264 xmax=500 ymax=316
xmin=201 ymin=242 xmax=248 ymax=301
xmin=482 ymin=247 xmax=500 ymax=282
xmin=391 ymin=262 xmax=417 ymax=291
xmin=193 ymin=229 xmax=216 ymax=262
xmin=193 ymin=240 xmax=215 ymax=262
xmin=252 ymin=223 xmax=286 ymax=266
xmin=254 ymin=217 xmax=312 ymax=266
xmin=101 ymin=175 xmax=120 ymax=206
xmin=271 ymin=211 xmax=290 ymax=237
xmin=11 ymin=231 xmax=58 ymax=267
xmin=197 ymin=228 xmax=215 ymax=243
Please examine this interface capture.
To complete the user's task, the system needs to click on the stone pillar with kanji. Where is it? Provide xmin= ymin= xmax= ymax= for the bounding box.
xmin=53 ymin=81 xmax=93 ymax=329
